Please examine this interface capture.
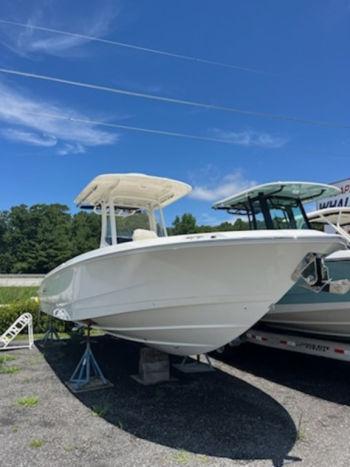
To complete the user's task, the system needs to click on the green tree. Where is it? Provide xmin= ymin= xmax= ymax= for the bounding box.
xmin=171 ymin=213 xmax=198 ymax=235
xmin=30 ymin=204 xmax=73 ymax=273
xmin=0 ymin=210 xmax=12 ymax=273
xmin=71 ymin=211 xmax=100 ymax=257
xmin=2 ymin=205 xmax=35 ymax=273
xmin=231 ymin=218 xmax=249 ymax=231
xmin=0 ymin=204 xmax=73 ymax=273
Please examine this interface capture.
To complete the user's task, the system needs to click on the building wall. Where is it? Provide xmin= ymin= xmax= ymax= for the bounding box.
xmin=0 ymin=275 xmax=45 ymax=287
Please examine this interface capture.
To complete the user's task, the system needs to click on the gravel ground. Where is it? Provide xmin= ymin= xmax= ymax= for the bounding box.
xmin=0 ymin=335 xmax=350 ymax=466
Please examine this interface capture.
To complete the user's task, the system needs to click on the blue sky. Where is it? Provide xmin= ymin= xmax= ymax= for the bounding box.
xmin=0 ymin=0 xmax=349 ymax=225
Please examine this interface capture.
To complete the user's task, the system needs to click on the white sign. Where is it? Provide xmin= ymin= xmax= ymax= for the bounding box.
xmin=317 ymin=178 xmax=350 ymax=210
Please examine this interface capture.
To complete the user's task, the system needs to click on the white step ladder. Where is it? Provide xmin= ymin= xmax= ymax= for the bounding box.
xmin=0 ymin=313 xmax=34 ymax=350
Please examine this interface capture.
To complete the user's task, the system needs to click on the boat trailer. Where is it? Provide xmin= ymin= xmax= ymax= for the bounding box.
xmin=242 ymin=328 xmax=350 ymax=362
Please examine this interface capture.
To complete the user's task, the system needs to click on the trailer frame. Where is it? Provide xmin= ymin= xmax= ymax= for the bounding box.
xmin=241 ymin=328 xmax=350 ymax=362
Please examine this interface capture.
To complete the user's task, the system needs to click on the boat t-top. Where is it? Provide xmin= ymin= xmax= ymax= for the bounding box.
xmin=308 ymin=207 xmax=350 ymax=244
xmin=213 ymin=182 xmax=350 ymax=338
xmin=39 ymin=175 xmax=346 ymax=355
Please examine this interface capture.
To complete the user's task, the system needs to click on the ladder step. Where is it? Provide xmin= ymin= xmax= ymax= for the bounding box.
xmin=0 ymin=313 xmax=33 ymax=348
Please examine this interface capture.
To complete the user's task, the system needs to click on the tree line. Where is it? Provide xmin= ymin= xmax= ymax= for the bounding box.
xmin=0 ymin=204 xmax=248 ymax=274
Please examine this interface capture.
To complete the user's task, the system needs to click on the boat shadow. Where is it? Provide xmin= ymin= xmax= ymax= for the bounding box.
xmin=215 ymin=342 xmax=350 ymax=406
xmin=38 ymin=335 xmax=298 ymax=465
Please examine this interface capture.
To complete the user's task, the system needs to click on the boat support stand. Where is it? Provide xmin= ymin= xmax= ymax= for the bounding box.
xmin=131 ymin=347 xmax=176 ymax=385
xmin=41 ymin=317 xmax=60 ymax=347
xmin=66 ymin=325 xmax=113 ymax=393
xmin=173 ymin=354 xmax=215 ymax=373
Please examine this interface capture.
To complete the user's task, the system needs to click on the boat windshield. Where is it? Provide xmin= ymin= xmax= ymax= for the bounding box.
xmin=99 ymin=205 xmax=168 ymax=247
xmin=103 ymin=210 xmax=148 ymax=245
xmin=253 ymin=196 xmax=310 ymax=230
xmin=234 ymin=195 xmax=310 ymax=230
xmin=264 ymin=197 xmax=309 ymax=230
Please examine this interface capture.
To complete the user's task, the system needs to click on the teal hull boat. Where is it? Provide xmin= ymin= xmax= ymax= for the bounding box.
xmin=265 ymin=250 xmax=350 ymax=338
xmin=213 ymin=184 xmax=350 ymax=339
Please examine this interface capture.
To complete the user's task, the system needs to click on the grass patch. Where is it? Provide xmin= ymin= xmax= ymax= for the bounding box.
xmin=16 ymin=396 xmax=39 ymax=408
xmin=63 ymin=444 xmax=75 ymax=452
xmin=296 ymin=413 xmax=306 ymax=442
xmin=0 ymin=354 xmax=19 ymax=374
xmin=0 ymin=365 xmax=20 ymax=374
xmin=27 ymin=332 xmax=70 ymax=341
xmin=172 ymin=450 xmax=192 ymax=465
xmin=31 ymin=329 xmax=105 ymax=341
xmin=92 ymin=404 xmax=110 ymax=417
xmin=0 ymin=354 xmax=16 ymax=364
xmin=0 ymin=287 xmax=38 ymax=304
xmin=29 ymin=439 xmax=45 ymax=448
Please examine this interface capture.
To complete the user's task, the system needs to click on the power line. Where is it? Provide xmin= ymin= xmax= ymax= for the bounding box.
xmin=1 ymin=66 xmax=349 ymax=129
xmin=0 ymin=18 xmax=267 ymax=75
xmin=7 ymin=110 xmax=249 ymax=145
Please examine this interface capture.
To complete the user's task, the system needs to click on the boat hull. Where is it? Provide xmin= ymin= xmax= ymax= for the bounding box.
xmin=40 ymin=231 xmax=344 ymax=355
xmin=265 ymin=250 xmax=350 ymax=339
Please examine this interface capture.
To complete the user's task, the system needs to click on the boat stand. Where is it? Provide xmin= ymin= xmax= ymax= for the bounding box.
xmin=131 ymin=347 xmax=176 ymax=385
xmin=173 ymin=354 xmax=215 ymax=373
xmin=66 ymin=326 xmax=113 ymax=393
xmin=41 ymin=317 xmax=60 ymax=346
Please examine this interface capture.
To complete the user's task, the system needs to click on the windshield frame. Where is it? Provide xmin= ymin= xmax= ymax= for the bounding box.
xmin=247 ymin=194 xmax=311 ymax=230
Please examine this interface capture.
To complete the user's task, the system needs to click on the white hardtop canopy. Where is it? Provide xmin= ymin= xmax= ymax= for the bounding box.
xmin=307 ymin=207 xmax=350 ymax=245
xmin=213 ymin=181 xmax=340 ymax=210
xmin=75 ymin=173 xmax=191 ymax=247
xmin=308 ymin=208 xmax=350 ymax=226
xmin=75 ymin=173 xmax=192 ymax=211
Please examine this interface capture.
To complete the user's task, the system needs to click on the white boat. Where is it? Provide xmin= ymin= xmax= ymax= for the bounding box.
xmin=308 ymin=206 xmax=350 ymax=241
xmin=213 ymin=182 xmax=350 ymax=339
xmin=266 ymin=207 xmax=350 ymax=338
xmin=39 ymin=175 xmax=346 ymax=355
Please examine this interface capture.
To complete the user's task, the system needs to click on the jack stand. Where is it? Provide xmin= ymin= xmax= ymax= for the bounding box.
xmin=173 ymin=354 xmax=215 ymax=373
xmin=66 ymin=326 xmax=113 ymax=393
xmin=42 ymin=318 xmax=60 ymax=346
xmin=131 ymin=347 xmax=176 ymax=385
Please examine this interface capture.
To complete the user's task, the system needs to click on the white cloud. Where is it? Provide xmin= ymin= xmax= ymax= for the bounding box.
xmin=0 ymin=81 xmax=118 ymax=153
xmin=191 ymin=170 xmax=256 ymax=202
xmin=1 ymin=128 xmax=57 ymax=147
xmin=57 ymin=143 xmax=85 ymax=156
xmin=0 ymin=2 xmax=118 ymax=57
xmin=26 ymin=14 xmax=113 ymax=56
xmin=210 ymin=128 xmax=288 ymax=148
